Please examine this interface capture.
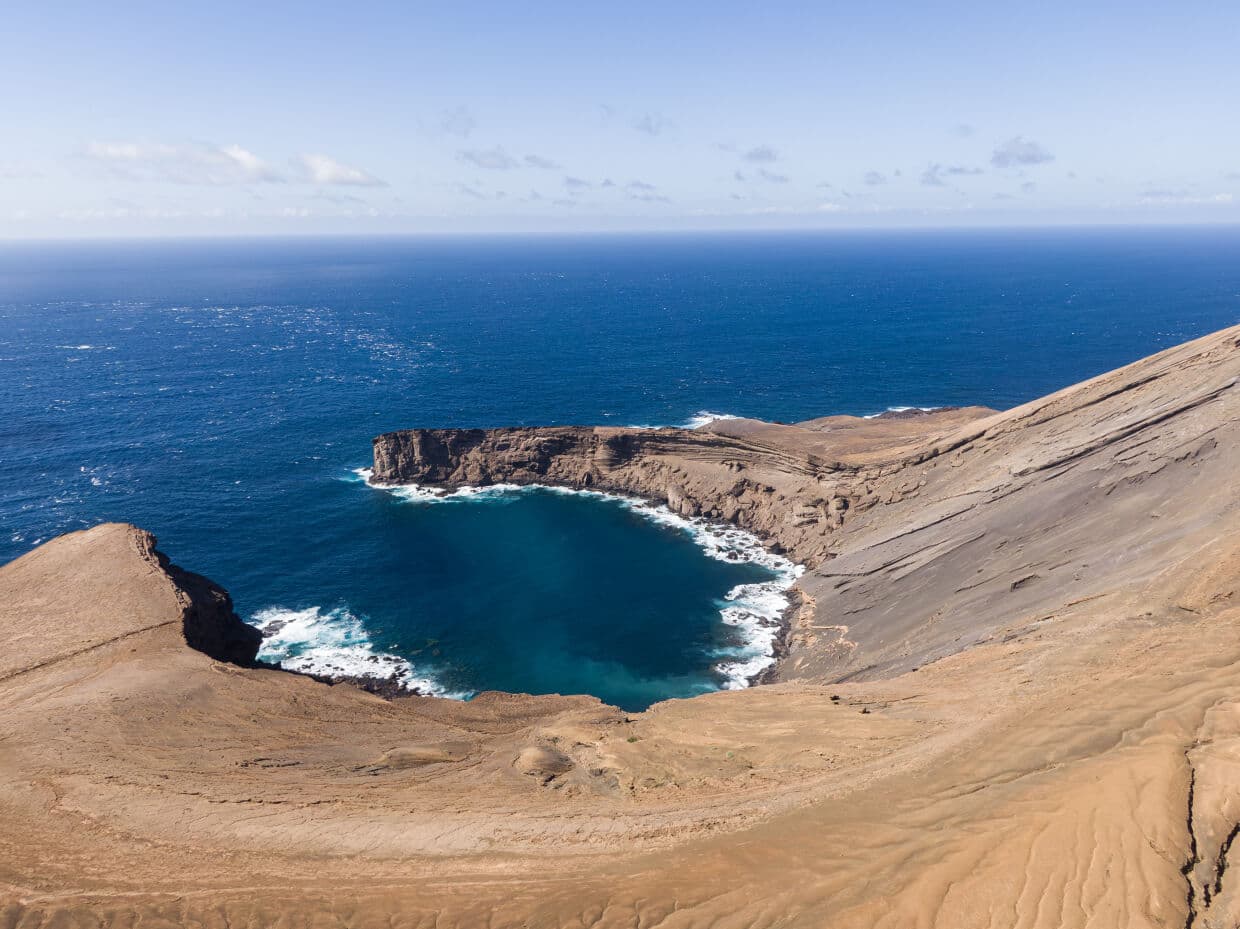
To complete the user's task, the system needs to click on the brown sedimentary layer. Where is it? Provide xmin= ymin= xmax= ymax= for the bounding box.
xmin=4 ymin=324 xmax=1240 ymax=928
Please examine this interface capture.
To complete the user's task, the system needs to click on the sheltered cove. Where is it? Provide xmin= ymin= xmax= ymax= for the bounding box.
xmin=355 ymin=474 xmax=806 ymax=694
xmin=4 ymin=324 xmax=1240 ymax=927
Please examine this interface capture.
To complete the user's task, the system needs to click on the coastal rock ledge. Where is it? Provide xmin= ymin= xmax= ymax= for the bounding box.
xmin=371 ymin=408 xmax=997 ymax=571
xmin=4 ymin=324 xmax=1240 ymax=928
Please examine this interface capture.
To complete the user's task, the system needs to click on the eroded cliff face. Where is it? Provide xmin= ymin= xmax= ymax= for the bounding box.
xmin=371 ymin=410 xmax=994 ymax=570
xmin=0 ymin=524 xmax=261 ymax=680
xmin=374 ymin=425 xmax=837 ymax=560
xmin=161 ymin=550 xmax=262 ymax=667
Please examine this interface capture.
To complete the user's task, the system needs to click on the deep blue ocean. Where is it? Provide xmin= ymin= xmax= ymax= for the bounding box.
xmin=3 ymin=229 xmax=1238 ymax=709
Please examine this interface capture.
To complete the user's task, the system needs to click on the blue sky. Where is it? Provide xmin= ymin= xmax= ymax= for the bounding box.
xmin=2 ymin=0 xmax=1238 ymax=236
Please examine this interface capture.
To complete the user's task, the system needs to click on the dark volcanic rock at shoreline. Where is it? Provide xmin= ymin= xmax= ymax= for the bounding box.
xmin=162 ymin=554 xmax=263 ymax=667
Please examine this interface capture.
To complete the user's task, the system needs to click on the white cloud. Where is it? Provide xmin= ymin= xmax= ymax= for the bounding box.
xmin=990 ymin=136 xmax=1054 ymax=168
xmin=743 ymin=145 xmax=779 ymax=163
xmin=455 ymin=182 xmax=507 ymax=200
xmin=84 ymin=142 xmax=387 ymax=188
xmin=734 ymin=166 xmax=788 ymax=184
xmin=225 ymin=146 xmax=278 ymax=181
xmin=457 ymin=147 xmax=519 ymax=170
xmin=0 ymin=162 xmax=44 ymax=180
xmin=623 ymin=180 xmax=669 ymax=202
xmin=731 ymin=200 xmax=889 ymax=217
xmin=439 ymin=106 xmax=476 ymax=138
xmin=292 ymin=153 xmax=387 ymax=187
xmin=921 ymin=163 xmax=985 ymax=187
xmin=523 ymin=154 xmax=561 ymax=170
xmin=311 ymin=190 xmax=369 ymax=205
xmin=84 ymin=141 xmax=284 ymax=185
xmin=633 ymin=113 xmax=670 ymax=136
xmin=1139 ymin=189 xmax=1233 ymax=205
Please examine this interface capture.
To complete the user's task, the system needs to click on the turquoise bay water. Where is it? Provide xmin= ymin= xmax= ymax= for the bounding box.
xmin=2 ymin=229 xmax=1238 ymax=708
xmin=250 ymin=477 xmax=798 ymax=706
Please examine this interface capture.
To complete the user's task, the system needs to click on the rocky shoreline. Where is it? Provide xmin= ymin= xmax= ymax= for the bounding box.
xmin=748 ymin=584 xmax=803 ymax=687
xmin=370 ymin=406 xmax=1000 ymax=572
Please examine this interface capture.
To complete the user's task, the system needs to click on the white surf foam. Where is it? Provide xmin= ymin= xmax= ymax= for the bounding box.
xmin=359 ymin=470 xmax=804 ymax=690
xmin=625 ymin=410 xmax=745 ymax=429
xmin=861 ymin=405 xmax=944 ymax=419
xmin=354 ymin=468 xmax=527 ymax=504
xmin=250 ymin=605 xmax=466 ymax=698
xmin=680 ymin=410 xmax=744 ymax=430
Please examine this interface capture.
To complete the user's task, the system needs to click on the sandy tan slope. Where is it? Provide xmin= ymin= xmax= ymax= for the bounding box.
xmin=3 ymin=324 xmax=1240 ymax=928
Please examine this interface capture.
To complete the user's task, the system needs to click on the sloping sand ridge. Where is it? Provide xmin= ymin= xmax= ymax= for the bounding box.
xmin=3 ymin=324 xmax=1240 ymax=927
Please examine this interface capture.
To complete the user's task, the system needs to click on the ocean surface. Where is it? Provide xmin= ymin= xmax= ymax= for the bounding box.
xmin=2 ymin=228 xmax=1238 ymax=709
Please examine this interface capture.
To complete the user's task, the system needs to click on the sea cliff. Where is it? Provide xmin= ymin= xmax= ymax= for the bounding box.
xmin=371 ymin=408 xmax=996 ymax=569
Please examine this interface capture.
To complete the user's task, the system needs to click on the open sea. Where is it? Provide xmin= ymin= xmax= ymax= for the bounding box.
xmin=2 ymin=228 xmax=1238 ymax=709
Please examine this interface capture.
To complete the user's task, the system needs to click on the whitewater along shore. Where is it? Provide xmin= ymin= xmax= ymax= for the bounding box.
xmin=4 ymin=323 xmax=1240 ymax=927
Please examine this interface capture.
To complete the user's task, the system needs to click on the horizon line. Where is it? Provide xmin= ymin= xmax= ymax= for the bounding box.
xmin=3 ymin=218 xmax=1240 ymax=246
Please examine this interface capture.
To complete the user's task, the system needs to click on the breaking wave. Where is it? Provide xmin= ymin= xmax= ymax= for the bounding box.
xmin=861 ymin=405 xmax=945 ymax=419
xmin=251 ymin=604 xmax=466 ymax=699
xmin=626 ymin=410 xmax=745 ymax=429
xmin=680 ymin=410 xmax=744 ymax=429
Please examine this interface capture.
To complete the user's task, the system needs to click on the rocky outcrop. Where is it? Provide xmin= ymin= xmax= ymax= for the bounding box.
xmin=0 ymin=524 xmax=260 ymax=683
xmin=162 ymin=555 xmax=262 ymax=666
xmin=371 ymin=415 xmax=989 ymax=568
